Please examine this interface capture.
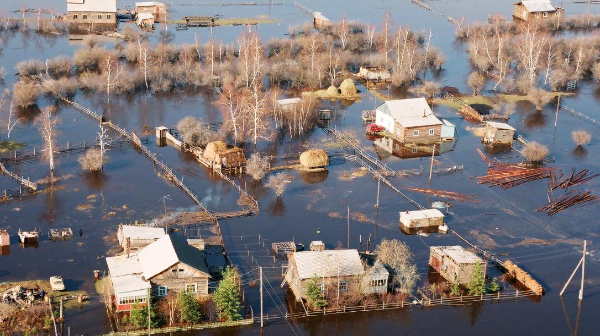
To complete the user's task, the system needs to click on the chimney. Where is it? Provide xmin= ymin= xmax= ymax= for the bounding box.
xmin=423 ymin=109 xmax=426 ymax=117
xmin=125 ymin=237 xmax=131 ymax=258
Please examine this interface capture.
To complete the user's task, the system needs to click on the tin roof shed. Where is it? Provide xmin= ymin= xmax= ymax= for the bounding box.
xmin=290 ymin=249 xmax=365 ymax=280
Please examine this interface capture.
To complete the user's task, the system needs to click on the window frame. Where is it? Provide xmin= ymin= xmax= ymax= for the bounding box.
xmin=98 ymin=14 xmax=103 ymax=20
xmin=428 ymin=128 xmax=435 ymax=135
xmin=73 ymin=14 xmax=78 ymax=19
xmin=82 ymin=14 xmax=88 ymax=20
xmin=338 ymin=280 xmax=349 ymax=292
xmin=185 ymin=283 xmax=198 ymax=294
xmin=413 ymin=130 xmax=420 ymax=136
xmin=543 ymin=12 xmax=548 ymax=18
xmin=157 ymin=285 xmax=168 ymax=297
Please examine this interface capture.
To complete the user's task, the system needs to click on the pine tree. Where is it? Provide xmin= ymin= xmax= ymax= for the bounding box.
xmin=129 ymin=300 xmax=160 ymax=329
xmin=304 ymin=275 xmax=327 ymax=309
xmin=178 ymin=291 xmax=201 ymax=324
xmin=487 ymin=278 xmax=501 ymax=293
xmin=450 ymin=281 xmax=461 ymax=296
xmin=468 ymin=261 xmax=486 ymax=296
xmin=213 ymin=266 xmax=242 ymax=321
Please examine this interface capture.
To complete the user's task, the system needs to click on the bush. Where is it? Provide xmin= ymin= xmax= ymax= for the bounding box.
xmin=246 ymin=153 xmax=269 ymax=180
xmin=571 ymin=130 xmax=591 ymax=146
xmin=15 ymin=59 xmax=44 ymax=77
xmin=177 ymin=291 xmax=201 ymax=324
xmin=487 ymin=279 xmax=501 ymax=293
xmin=467 ymin=72 xmax=485 ymax=95
xmin=265 ymin=173 xmax=291 ymax=197
xmin=177 ymin=116 xmax=215 ymax=147
xmin=78 ymin=148 xmax=107 ymax=171
xmin=528 ymin=87 xmax=553 ymax=111
xmin=12 ymin=81 xmax=41 ymax=107
xmin=522 ymin=141 xmax=549 ymax=162
xmin=47 ymin=56 xmax=73 ymax=78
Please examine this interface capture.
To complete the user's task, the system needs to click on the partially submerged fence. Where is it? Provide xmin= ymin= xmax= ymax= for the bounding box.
xmin=102 ymin=318 xmax=254 ymax=336
xmin=0 ymin=161 xmax=37 ymax=191
xmin=560 ymin=105 xmax=600 ymax=128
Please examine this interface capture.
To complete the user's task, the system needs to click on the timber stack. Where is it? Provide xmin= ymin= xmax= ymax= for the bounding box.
xmin=536 ymin=190 xmax=598 ymax=216
xmin=503 ymin=260 xmax=544 ymax=296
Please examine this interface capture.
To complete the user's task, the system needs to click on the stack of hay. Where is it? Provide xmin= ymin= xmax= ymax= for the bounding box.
xmin=300 ymin=149 xmax=329 ymax=169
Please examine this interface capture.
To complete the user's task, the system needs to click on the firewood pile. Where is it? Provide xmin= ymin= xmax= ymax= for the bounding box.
xmin=549 ymin=168 xmax=599 ymax=191
xmin=402 ymin=187 xmax=479 ymax=202
xmin=474 ymin=148 xmax=553 ymax=189
xmin=536 ymin=190 xmax=598 ymax=216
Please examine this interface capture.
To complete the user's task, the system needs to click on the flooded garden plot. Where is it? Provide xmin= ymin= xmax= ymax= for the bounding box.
xmin=0 ymin=0 xmax=599 ymax=335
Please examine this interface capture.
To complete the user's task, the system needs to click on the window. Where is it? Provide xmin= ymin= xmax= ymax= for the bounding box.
xmin=118 ymin=295 xmax=147 ymax=305
xmin=411 ymin=147 xmax=418 ymax=153
xmin=185 ymin=283 xmax=198 ymax=293
xmin=157 ymin=286 xmax=168 ymax=297
xmin=98 ymin=14 xmax=103 ymax=19
xmin=543 ymin=12 xmax=548 ymax=18
xmin=319 ymin=282 xmax=325 ymax=293
xmin=556 ymin=12 xmax=561 ymax=17
xmin=370 ymin=279 xmax=386 ymax=287
xmin=413 ymin=130 xmax=420 ymax=136
xmin=429 ymin=128 xmax=435 ymax=135
xmin=82 ymin=14 xmax=88 ymax=20
xmin=338 ymin=281 xmax=348 ymax=292
xmin=73 ymin=14 xmax=78 ymax=19
xmin=107 ymin=15 xmax=112 ymax=20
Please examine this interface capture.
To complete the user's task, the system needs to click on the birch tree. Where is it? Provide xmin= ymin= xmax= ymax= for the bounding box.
xmin=102 ymin=55 xmax=123 ymax=104
xmin=516 ymin=26 xmax=547 ymax=87
xmin=38 ymin=107 xmax=59 ymax=175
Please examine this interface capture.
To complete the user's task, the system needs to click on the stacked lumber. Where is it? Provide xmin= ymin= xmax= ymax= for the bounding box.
xmin=549 ymin=168 xmax=599 ymax=191
xmin=536 ymin=190 xmax=598 ymax=216
xmin=401 ymin=187 xmax=479 ymax=202
xmin=475 ymin=165 xmax=553 ymax=189
xmin=504 ymin=260 xmax=544 ymax=296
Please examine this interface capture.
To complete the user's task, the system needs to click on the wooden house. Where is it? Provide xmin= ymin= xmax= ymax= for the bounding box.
xmin=429 ymin=246 xmax=486 ymax=285
xmin=67 ymin=0 xmax=117 ymax=26
xmin=136 ymin=12 xmax=155 ymax=28
xmin=313 ymin=12 xmax=331 ymax=28
xmin=513 ymin=0 xmax=564 ymax=22
xmin=399 ymin=209 xmax=444 ymax=230
xmin=358 ymin=66 xmax=391 ymax=82
xmin=483 ymin=121 xmax=515 ymax=145
xmin=375 ymin=98 xmax=445 ymax=143
xmin=202 ymin=141 xmax=246 ymax=171
xmin=0 ymin=230 xmax=9 ymax=247
xmin=107 ymin=234 xmax=211 ymax=311
xmin=135 ymin=1 xmax=167 ymax=22
xmin=360 ymin=253 xmax=390 ymax=295
xmin=117 ymin=225 xmax=166 ymax=251
xmin=284 ymin=249 xmax=388 ymax=302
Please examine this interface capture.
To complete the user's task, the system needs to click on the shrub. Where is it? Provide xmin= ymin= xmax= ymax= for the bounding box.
xmin=177 ymin=116 xmax=215 ymax=147
xmin=15 ymin=59 xmax=44 ymax=77
xmin=571 ymin=130 xmax=591 ymax=146
xmin=246 ymin=153 xmax=270 ymax=180
xmin=78 ymin=148 xmax=107 ymax=171
xmin=12 ymin=81 xmax=41 ymax=107
xmin=265 ymin=173 xmax=291 ymax=197
xmin=522 ymin=141 xmax=549 ymax=162
xmin=528 ymin=87 xmax=553 ymax=111
xmin=467 ymin=71 xmax=485 ymax=95
xmin=487 ymin=279 xmax=501 ymax=293
xmin=47 ymin=56 xmax=73 ymax=78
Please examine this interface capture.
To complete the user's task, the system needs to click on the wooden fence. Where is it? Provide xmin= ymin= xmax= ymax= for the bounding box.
xmin=561 ymin=105 xmax=600 ymax=128
xmin=102 ymin=318 xmax=254 ymax=336
xmin=0 ymin=161 xmax=37 ymax=191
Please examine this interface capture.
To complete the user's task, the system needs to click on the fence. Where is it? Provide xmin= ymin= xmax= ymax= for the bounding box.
xmin=560 ymin=105 xmax=600 ymax=128
xmin=102 ymin=318 xmax=254 ymax=336
xmin=0 ymin=161 xmax=37 ymax=191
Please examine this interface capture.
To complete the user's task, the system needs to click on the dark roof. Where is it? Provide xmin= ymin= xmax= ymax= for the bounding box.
xmin=170 ymin=234 xmax=211 ymax=276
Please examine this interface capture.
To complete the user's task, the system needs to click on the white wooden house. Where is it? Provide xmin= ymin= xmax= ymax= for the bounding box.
xmin=67 ymin=0 xmax=117 ymax=25
xmin=117 ymin=225 xmax=166 ymax=251
xmin=375 ymin=98 xmax=445 ymax=143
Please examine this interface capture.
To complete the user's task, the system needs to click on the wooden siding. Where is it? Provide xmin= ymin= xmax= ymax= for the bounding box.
xmin=429 ymin=252 xmax=487 ymax=285
xmin=484 ymin=127 xmax=514 ymax=145
xmin=513 ymin=4 xmax=563 ymax=22
xmin=150 ymin=262 xmax=210 ymax=296
xmin=395 ymin=123 xmax=442 ymax=143
xmin=68 ymin=11 xmax=117 ymax=24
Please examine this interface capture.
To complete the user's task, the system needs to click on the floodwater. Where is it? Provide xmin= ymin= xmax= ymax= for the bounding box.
xmin=1 ymin=0 xmax=600 ymax=335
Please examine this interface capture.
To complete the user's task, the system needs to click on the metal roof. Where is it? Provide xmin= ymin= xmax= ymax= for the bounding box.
xmin=136 ymin=13 xmax=154 ymax=20
xmin=106 ymin=254 xmax=151 ymax=295
xmin=290 ymin=249 xmax=365 ymax=280
xmin=486 ymin=121 xmax=515 ymax=131
xmin=136 ymin=1 xmax=165 ymax=7
xmin=67 ymin=0 xmax=117 ymax=13
xmin=277 ymin=98 xmax=302 ymax=105
xmin=138 ymin=234 xmax=210 ymax=279
xmin=120 ymin=225 xmax=165 ymax=241
xmin=111 ymin=274 xmax=151 ymax=294
xmin=430 ymin=246 xmax=483 ymax=265
xmin=400 ymin=209 xmax=444 ymax=222
xmin=377 ymin=98 xmax=443 ymax=128
xmin=520 ymin=0 xmax=556 ymax=13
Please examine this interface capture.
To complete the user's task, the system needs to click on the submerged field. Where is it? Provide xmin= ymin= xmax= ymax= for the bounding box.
xmin=0 ymin=0 xmax=599 ymax=335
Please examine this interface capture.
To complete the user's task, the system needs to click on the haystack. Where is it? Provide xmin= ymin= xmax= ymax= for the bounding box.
xmin=339 ymin=79 xmax=357 ymax=97
xmin=300 ymin=149 xmax=329 ymax=169
xmin=326 ymin=86 xmax=338 ymax=96
xmin=203 ymin=141 xmax=228 ymax=162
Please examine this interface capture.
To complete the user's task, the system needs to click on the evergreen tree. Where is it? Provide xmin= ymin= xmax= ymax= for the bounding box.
xmin=178 ymin=291 xmax=201 ymax=324
xmin=450 ymin=281 xmax=461 ymax=296
xmin=304 ymin=275 xmax=328 ymax=309
xmin=129 ymin=300 xmax=160 ymax=329
xmin=213 ymin=266 xmax=242 ymax=321
xmin=487 ymin=278 xmax=501 ymax=293
xmin=468 ymin=261 xmax=486 ymax=296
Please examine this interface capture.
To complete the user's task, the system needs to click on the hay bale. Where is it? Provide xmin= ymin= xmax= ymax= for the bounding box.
xmin=339 ymin=79 xmax=357 ymax=97
xmin=203 ymin=141 xmax=228 ymax=162
xmin=300 ymin=149 xmax=329 ymax=169
xmin=326 ymin=85 xmax=338 ymax=96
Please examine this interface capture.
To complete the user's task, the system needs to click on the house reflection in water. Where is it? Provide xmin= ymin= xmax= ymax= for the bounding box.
xmin=373 ymin=137 xmax=456 ymax=159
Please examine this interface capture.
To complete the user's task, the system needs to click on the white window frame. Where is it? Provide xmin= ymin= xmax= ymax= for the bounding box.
xmin=107 ymin=14 xmax=112 ymax=20
xmin=338 ymin=280 xmax=349 ymax=292
xmin=413 ymin=130 xmax=420 ymax=136
xmin=319 ymin=282 xmax=325 ymax=293
xmin=185 ymin=283 xmax=198 ymax=293
xmin=543 ymin=12 xmax=548 ymax=18
xmin=429 ymin=128 xmax=435 ymax=135
xmin=82 ymin=14 xmax=88 ymax=20
xmin=157 ymin=286 xmax=168 ymax=297
xmin=411 ymin=147 xmax=418 ymax=153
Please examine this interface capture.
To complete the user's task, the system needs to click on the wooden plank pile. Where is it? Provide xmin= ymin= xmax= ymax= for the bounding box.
xmin=474 ymin=148 xmax=553 ymax=189
xmin=536 ymin=190 xmax=598 ymax=216
xmin=401 ymin=187 xmax=479 ymax=202
xmin=549 ymin=168 xmax=599 ymax=191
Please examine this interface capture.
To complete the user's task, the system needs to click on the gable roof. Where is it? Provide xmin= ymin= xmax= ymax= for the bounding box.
xmin=486 ymin=121 xmax=515 ymax=131
xmin=106 ymin=253 xmax=151 ymax=294
xmin=119 ymin=225 xmax=165 ymax=241
xmin=376 ymin=98 xmax=442 ymax=128
xmin=138 ymin=234 xmax=210 ymax=279
xmin=519 ymin=0 xmax=556 ymax=12
xmin=290 ymin=249 xmax=365 ymax=280
xmin=67 ymin=0 xmax=117 ymax=13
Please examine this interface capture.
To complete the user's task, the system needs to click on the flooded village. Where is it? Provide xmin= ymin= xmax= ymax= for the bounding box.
xmin=0 ymin=0 xmax=599 ymax=335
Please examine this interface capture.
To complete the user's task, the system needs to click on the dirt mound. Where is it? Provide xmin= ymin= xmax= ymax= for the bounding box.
xmin=300 ymin=149 xmax=329 ymax=169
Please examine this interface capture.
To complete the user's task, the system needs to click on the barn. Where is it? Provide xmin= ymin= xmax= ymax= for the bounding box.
xmin=429 ymin=246 xmax=486 ymax=285
xmin=483 ymin=121 xmax=515 ymax=145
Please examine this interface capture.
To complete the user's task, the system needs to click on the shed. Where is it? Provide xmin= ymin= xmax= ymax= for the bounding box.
xmin=67 ymin=0 xmax=117 ymax=25
xmin=358 ymin=66 xmax=391 ymax=82
xmin=399 ymin=209 xmax=444 ymax=229
xmin=135 ymin=1 xmax=168 ymax=21
xmin=0 ymin=230 xmax=9 ymax=246
xmin=276 ymin=97 xmax=302 ymax=111
xmin=117 ymin=225 xmax=166 ymax=251
xmin=513 ymin=0 xmax=563 ymax=22
xmin=313 ymin=12 xmax=331 ymax=27
xmin=441 ymin=119 xmax=456 ymax=140
xmin=375 ymin=98 xmax=443 ymax=143
xmin=136 ymin=13 xmax=155 ymax=28
xmin=202 ymin=141 xmax=246 ymax=171
xmin=309 ymin=240 xmax=325 ymax=252
xmin=429 ymin=246 xmax=486 ymax=285
xmin=483 ymin=121 xmax=515 ymax=145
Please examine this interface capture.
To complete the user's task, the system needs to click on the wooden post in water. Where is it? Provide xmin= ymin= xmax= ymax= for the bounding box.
xmin=579 ymin=240 xmax=586 ymax=301
xmin=260 ymin=266 xmax=264 ymax=328
xmin=375 ymin=177 xmax=380 ymax=208
xmin=347 ymin=206 xmax=350 ymax=248
xmin=428 ymin=145 xmax=435 ymax=189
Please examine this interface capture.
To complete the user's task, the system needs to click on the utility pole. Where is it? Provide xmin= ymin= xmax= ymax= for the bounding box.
xmin=428 ymin=145 xmax=435 ymax=188
xmin=579 ymin=240 xmax=586 ymax=301
xmin=375 ymin=176 xmax=380 ymax=208
xmin=260 ymin=267 xmax=264 ymax=328
xmin=347 ymin=206 xmax=350 ymax=248
xmin=554 ymin=95 xmax=561 ymax=129
xmin=147 ymin=287 xmax=151 ymax=335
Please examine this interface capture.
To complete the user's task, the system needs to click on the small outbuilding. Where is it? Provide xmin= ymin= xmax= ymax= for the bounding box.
xmin=136 ymin=12 xmax=155 ymax=28
xmin=117 ymin=225 xmax=166 ymax=251
xmin=513 ymin=0 xmax=564 ymax=22
xmin=202 ymin=141 xmax=246 ymax=171
xmin=313 ymin=12 xmax=331 ymax=27
xmin=429 ymin=246 xmax=486 ymax=285
xmin=0 ymin=230 xmax=9 ymax=246
xmin=358 ymin=66 xmax=391 ymax=82
xmin=399 ymin=209 xmax=444 ymax=230
xmin=483 ymin=121 xmax=515 ymax=145
xmin=276 ymin=97 xmax=302 ymax=112
xmin=309 ymin=240 xmax=325 ymax=251
xmin=135 ymin=1 xmax=167 ymax=21
xmin=441 ymin=119 xmax=456 ymax=141
xmin=300 ymin=149 xmax=329 ymax=169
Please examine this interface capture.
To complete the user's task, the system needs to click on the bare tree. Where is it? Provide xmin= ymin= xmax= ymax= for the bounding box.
xmin=374 ymin=239 xmax=419 ymax=294
xmin=571 ymin=130 xmax=591 ymax=147
xmin=78 ymin=148 xmax=104 ymax=171
xmin=38 ymin=107 xmax=59 ymax=175
xmin=177 ymin=116 xmax=214 ymax=147
xmin=516 ymin=26 xmax=547 ymax=87
xmin=97 ymin=124 xmax=110 ymax=170
xmin=5 ymin=102 xmax=20 ymax=139
xmin=528 ymin=87 xmax=553 ymax=111
xmin=265 ymin=173 xmax=291 ymax=197
xmin=410 ymin=81 xmax=440 ymax=102
xmin=137 ymin=39 xmax=153 ymax=89
xmin=12 ymin=82 xmax=41 ymax=107
xmin=336 ymin=15 xmax=349 ymax=50
xmin=522 ymin=141 xmax=549 ymax=162
xmin=467 ymin=71 xmax=485 ymax=95
xmin=102 ymin=55 xmax=123 ymax=104
xmin=246 ymin=153 xmax=269 ymax=180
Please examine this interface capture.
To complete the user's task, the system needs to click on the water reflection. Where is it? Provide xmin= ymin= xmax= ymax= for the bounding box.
xmin=571 ymin=146 xmax=588 ymax=159
xmin=524 ymin=111 xmax=547 ymax=129
xmin=373 ymin=137 xmax=455 ymax=159
xmin=38 ymin=189 xmax=62 ymax=225
xmin=299 ymin=169 xmax=329 ymax=184
xmin=82 ymin=171 xmax=110 ymax=191
xmin=0 ymin=245 xmax=10 ymax=256
xmin=17 ymin=105 xmax=42 ymax=124
xmin=268 ymin=197 xmax=286 ymax=217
